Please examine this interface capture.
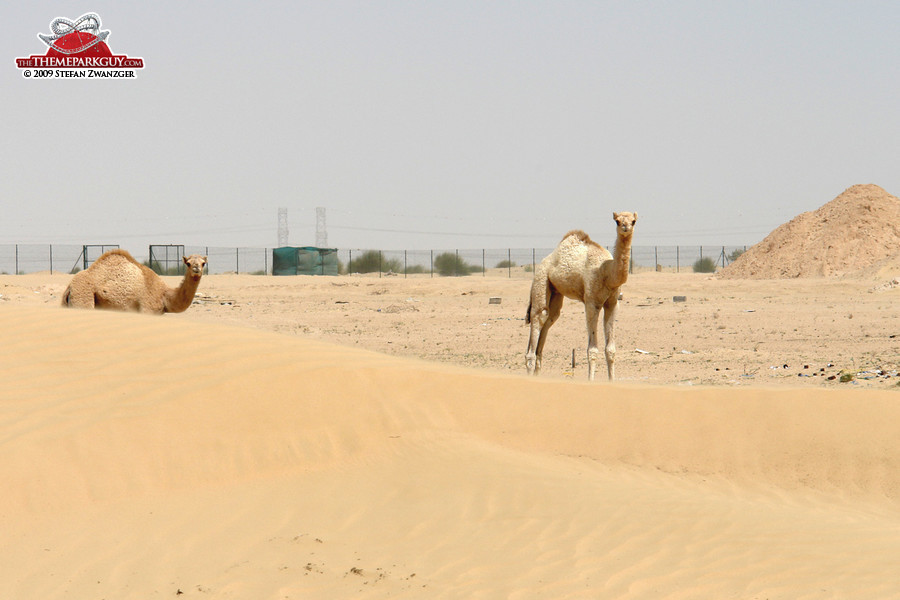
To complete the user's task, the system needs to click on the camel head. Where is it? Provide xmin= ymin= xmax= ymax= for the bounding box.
xmin=183 ymin=255 xmax=208 ymax=281
xmin=613 ymin=212 xmax=637 ymax=237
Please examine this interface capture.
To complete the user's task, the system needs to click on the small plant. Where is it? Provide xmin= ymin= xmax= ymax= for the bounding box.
xmin=523 ymin=264 xmax=534 ymax=272
xmin=348 ymin=250 xmax=401 ymax=274
xmin=692 ymin=257 xmax=717 ymax=273
xmin=348 ymin=250 xmax=380 ymax=273
xmin=728 ymin=248 xmax=746 ymax=263
xmin=434 ymin=252 xmax=473 ymax=276
xmin=495 ymin=259 xmax=516 ymax=268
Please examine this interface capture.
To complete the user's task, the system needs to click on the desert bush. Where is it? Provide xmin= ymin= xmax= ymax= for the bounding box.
xmin=692 ymin=256 xmax=717 ymax=273
xmin=728 ymin=248 xmax=746 ymax=263
xmin=434 ymin=252 xmax=473 ymax=276
xmin=349 ymin=250 xmax=402 ymax=274
xmin=495 ymin=259 xmax=516 ymax=268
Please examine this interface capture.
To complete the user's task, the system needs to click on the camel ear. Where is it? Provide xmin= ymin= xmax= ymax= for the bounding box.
xmin=633 ymin=212 xmax=637 ymax=223
xmin=613 ymin=212 xmax=620 ymax=222
xmin=182 ymin=256 xmax=190 ymax=265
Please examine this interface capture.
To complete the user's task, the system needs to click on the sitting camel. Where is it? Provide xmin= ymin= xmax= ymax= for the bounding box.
xmin=525 ymin=212 xmax=637 ymax=381
xmin=61 ymin=249 xmax=207 ymax=314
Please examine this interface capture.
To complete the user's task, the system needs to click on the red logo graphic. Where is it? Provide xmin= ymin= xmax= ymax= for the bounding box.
xmin=15 ymin=13 xmax=144 ymax=77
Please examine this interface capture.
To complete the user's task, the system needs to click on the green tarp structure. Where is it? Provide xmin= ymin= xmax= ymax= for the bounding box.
xmin=272 ymin=246 xmax=339 ymax=276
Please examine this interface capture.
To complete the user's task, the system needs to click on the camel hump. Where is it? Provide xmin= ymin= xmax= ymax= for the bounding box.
xmin=561 ymin=229 xmax=601 ymax=248
xmin=562 ymin=229 xmax=590 ymax=242
xmin=94 ymin=248 xmax=140 ymax=266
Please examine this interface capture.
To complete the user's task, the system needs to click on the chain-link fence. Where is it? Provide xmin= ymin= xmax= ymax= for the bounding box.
xmin=0 ymin=244 xmax=94 ymax=275
xmin=0 ymin=244 xmax=747 ymax=276
xmin=340 ymin=246 xmax=748 ymax=277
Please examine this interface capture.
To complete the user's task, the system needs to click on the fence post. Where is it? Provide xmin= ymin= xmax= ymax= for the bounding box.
xmin=15 ymin=244 xmax=18 ymax=275
xmin=236 ymin=248 xmax=240 ymax=274
xmin=349 ymin=249 xmax=353 ymax=274
xmin=508 ymin=249 xmax=511 ymax=278
xmin=654 ymin=246 xmax=658 ymax=271
xmin=404 ymin=250 xmax=407 ymax=278
xmin=379 ymin=250 xmax=382 ymax=278
xmin=676 ymin=246 xmax=680 ymax=273
xmin=430 ymin=250 xmax=434 ymax=278
xmin=50 ymin=244 xmax=53 ymax=274
xmin=455 ymin=249 xmax=459 ymax=277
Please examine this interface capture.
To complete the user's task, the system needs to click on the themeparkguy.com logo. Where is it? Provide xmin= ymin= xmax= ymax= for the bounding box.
xmin=15 ymin=13 xmax=144 ymax=79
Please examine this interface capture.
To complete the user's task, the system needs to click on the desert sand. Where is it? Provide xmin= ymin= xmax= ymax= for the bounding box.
xmin=1 ymin=267 xmax=899 ymax=599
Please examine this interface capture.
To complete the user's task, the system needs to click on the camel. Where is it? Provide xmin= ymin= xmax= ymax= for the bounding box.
xmin=61 ymin=249 xmax=207 ymax=314
xmin=525 ymin=212 xmax=637 ymax=381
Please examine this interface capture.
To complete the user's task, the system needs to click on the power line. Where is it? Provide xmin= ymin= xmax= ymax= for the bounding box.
xmin=330 ymin=224 xmax=562 ymax=240
xmin=329 ymin=223 xmax=771 ymax=241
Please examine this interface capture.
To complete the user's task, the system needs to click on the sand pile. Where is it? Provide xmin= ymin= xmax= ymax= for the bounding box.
xmin=4 ymin=304 xmax=900 ymax=598
xmin=719 ymin=184 xmax=900 ymax=279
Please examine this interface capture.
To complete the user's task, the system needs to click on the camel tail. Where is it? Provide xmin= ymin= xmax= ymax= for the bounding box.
xmin=525 ymin=299 xmax=532 ymax=324
xmin=61 ymin=286 xmax=71 ymax=307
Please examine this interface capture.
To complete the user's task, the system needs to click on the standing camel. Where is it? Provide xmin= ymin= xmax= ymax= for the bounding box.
xmin=61 ymin=249 xmax=207 ymax=314
xmin=525 ymin=212 xmax=637 ymax=381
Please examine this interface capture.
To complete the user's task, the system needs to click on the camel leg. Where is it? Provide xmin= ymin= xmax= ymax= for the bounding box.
xmin=525 ymin=311 xmax=546 ymax=374
xmin=532 ymin=291 xmax=563 ymax=375
xmin=64 ymin=284 xmax=96 ymax=309
xmin=585 ymin=302 xmax=602 ymax=381
xmin=525 ymin=270 xmax=551 ymax=375
xmin=526 ymin=298 xmax=552 ymax=374
xmin=602 ymin=296 xmax=619 ymax=381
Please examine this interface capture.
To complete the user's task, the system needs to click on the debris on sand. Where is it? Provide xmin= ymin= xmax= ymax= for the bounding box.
xmin=871 ymin=277 xmax=900 ymax=293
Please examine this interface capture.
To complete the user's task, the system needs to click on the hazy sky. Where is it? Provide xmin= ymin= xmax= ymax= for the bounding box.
xmin=3 ymin=1 xmax=898 ymax=251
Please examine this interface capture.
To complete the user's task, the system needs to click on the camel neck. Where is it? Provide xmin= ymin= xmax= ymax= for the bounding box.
xmin=610 ymin=236 xmax=632 ymax=287
xmin=165 ymin=274 xmax=201 ymax=313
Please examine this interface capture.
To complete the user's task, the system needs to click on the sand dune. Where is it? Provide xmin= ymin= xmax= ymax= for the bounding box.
xmin=2 ymin=304 xmax=900 ymax=599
